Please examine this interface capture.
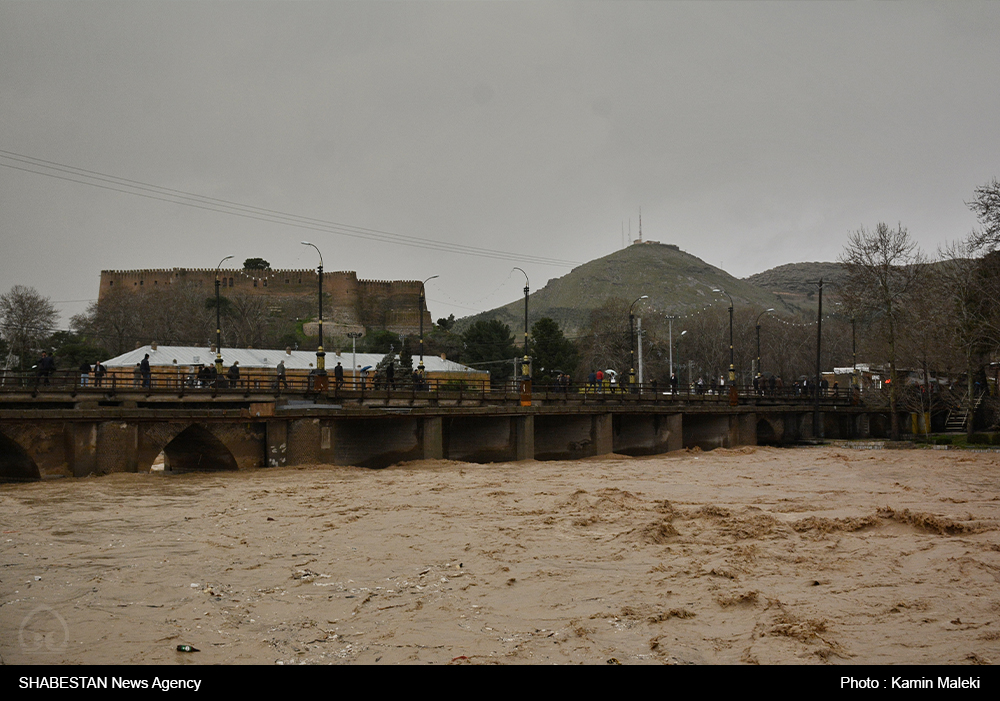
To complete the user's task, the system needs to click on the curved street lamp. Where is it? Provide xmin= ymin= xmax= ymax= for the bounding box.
xmin=628 ymin=295 xmax=648 ymax=390
xmin=674 ymin=329 xmax=688 ymax=392
xmin=755 ymin=308 xmax=775 ymax=381
xmin=214 ymin=255 xmax=234 ymax=377
xmin=418 ymin=275 xmax=439 ymax=377
xmin=301 ymin=242 xmax=327 ymax=384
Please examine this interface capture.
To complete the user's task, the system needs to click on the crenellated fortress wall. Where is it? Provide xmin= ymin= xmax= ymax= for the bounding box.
xmin=99 ymin=268 xmax=430 ymax=335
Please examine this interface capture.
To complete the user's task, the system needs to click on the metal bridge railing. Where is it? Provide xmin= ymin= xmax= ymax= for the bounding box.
xmin=0 ymin=370 xmax=856 ymax=407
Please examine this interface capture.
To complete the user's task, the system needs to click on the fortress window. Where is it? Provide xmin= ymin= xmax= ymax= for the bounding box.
xmin=229 ymin=278 xmax=233 ymax=287
xmin=109 ymin=280 xmax=114 ymax=287
xmin=140 ymin=280 xmax=144 ymax=286
xmin=253 ymin=280 xmax=258 ymax=287
xmin=263 ymin=280 xmax=267 ymax=287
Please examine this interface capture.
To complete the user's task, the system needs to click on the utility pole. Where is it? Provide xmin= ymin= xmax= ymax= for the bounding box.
xmin=813 ymin=278 xmax=824 ymax=439
xmin=637 ymin=317 xmax=644 ymax=385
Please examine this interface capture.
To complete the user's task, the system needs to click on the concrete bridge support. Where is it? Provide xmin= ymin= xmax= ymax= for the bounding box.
xmin=683 ymin=413 xmax=756 ymax=450
xmin=284 ymin=414 xmax=533 ymax=468
xmin=613 ymin=414 xmax=682 ymax=456
xmin=287 ymin=416 xmax=425 ymax=469
xmin=444 ymin=415 xmax=533 ymax=464
xmin=534 ymin=414 xmax=611 ymax=460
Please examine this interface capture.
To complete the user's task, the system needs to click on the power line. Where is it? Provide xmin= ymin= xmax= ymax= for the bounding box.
xmin=0 ymin=149 xmax=583 ymax=268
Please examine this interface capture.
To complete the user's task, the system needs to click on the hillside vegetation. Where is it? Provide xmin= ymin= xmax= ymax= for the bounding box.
xmin=457 ymin=242 xmax=798 ymax=335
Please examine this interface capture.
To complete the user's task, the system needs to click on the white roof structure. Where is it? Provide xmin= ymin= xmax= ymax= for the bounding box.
xmin=103 ymin=345 xmax=484 ymax=375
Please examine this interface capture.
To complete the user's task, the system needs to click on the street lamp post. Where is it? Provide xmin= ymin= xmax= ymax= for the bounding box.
xmin=852 ymin=316 xmax=857 ymax=388
xmin=629 ymin=295 xmax=648 ymax=391
xmin=755 ymin=308 xmax=775 ymax=381
xmin=712 ymin=288 xmax=736 ymax=402
xmin=512 ymin=268 xmax=531 ymax=388
xmin=301 ymin=242 xmax=327 ymax=388
xmin=808 ymin=278 xmax=825 ymax=438
xmin=418 ymin=276 xmax=439 ymax=384
xmin=214 ymin=255 xmax=234 ymax=378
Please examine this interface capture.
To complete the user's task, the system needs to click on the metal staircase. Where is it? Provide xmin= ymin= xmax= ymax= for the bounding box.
xmin=945 ymin=392 xmax=984 ymax=433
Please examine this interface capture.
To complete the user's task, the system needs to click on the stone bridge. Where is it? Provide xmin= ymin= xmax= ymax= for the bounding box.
xmin=0 ymin=387 xmax=889 ymax=480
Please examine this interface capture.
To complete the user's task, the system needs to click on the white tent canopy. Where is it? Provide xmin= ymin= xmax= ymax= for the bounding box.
xmin=103 ymin=345 xmax=483 ymax=375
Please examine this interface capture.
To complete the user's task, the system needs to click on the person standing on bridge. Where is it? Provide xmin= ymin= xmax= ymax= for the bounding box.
xmin=94 ymin=360 xmax=106 ymax=387
xmin=227 ymin=361 xmax=240 ymax=389
xmin=37 ymin=351 xmax=55 ymax=385
xmin=79 ymin=360 xmax=91 ymax=387
xmin=140 ymin=354 xmax=151 ymax=389
xmin=334 ymin=362 xmax=344 ymax=390
xmin=276 ymin=360 xmax=287 ymax=389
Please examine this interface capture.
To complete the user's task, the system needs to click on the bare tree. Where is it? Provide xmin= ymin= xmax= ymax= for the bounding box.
xmin=840 ymin=223 xmax=925 ymax=439
xmin=930 ymin=236 xmax=996 ymax=435
xmin=0 ymin=285 xmax=58 ymax=370
xmin=968 ymin=177 xmax=1000 ymax=250
xmin=574 ymin=298 xmax=632 ymax=381
xmin=227 ymin=293 xmax=270 ymax=348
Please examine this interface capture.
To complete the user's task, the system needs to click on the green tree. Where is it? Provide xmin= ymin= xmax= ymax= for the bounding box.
xmin=48 ymin=331 xmax=109 ymax=370
xmin=398 ymin=336 xmax=414 ymax=379
xmin=360 ymin=329 xmax=402 ymax=354
xmin=462 ymin=319 xmax=517 ymax=380
xmin=530 ymin=317 xmax=578 ymax=383
xmin=243 ymin=258 xmax=271 ymax=270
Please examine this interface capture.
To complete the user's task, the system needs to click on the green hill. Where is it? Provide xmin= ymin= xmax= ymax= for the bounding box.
xmin=457 ymin=242 xmax=797 ymax=336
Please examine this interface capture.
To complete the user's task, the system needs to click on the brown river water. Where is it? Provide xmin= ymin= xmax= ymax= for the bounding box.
xmin=2 ymin=446 xmax=998 ymax=665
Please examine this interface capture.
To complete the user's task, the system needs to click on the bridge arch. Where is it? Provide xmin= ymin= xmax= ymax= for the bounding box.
xmin=756 ymin=416 xmax=784 ymax=445
xmin=0 ymin=432 xmax=41 ymax=482
xmin=158 ymin=424 xmax=239 ymax=473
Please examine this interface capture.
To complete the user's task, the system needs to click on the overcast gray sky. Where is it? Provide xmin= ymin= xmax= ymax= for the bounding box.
xmin=2 ymin=1 xmax=999 ymax=328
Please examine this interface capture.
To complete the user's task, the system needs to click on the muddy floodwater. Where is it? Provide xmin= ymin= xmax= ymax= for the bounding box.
xmin=2 ymin=446 xmax=999 ymax=665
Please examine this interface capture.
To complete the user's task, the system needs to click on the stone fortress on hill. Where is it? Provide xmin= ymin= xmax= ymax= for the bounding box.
xmin=99 ymin=268 xmax=432 ymax=339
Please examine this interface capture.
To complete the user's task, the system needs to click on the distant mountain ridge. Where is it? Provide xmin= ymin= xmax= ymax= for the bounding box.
xmin=743 ymin=261 xmax=847 ymax=310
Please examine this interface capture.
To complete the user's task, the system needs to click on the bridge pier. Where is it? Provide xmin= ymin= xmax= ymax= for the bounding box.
xmin=96 ymin=421 xmax=140 ymax=474
xmin=67 ymin=422 xmax=98 ymax=477
xmin=444 ymin=415 xmax=524 ymax=463
xmin=423 ymin=416 xmax=444 ymax=460
xmin=612 ymin=414 xmax=682 ymax=456
xmin=534 ymin=414 xmax=611 ymax=460
xmin=683 ymin=413 xmax=756 ymax=450
xmin=266 ymin=420 xmax=288 ymax=467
